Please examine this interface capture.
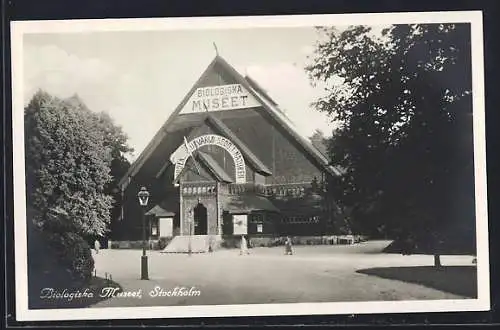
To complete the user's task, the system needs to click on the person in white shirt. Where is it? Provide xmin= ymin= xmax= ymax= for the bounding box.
xmin=284 ymin=236 xmax=293 ymax=255
xmin=94 ymin=239 xmax=101 ymax=254
xmin=239 ymin=235 xmax=250 ymax=255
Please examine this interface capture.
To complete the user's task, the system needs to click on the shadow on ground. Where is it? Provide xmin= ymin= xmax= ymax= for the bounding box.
xmin=356 ymin=266 xmax=477 ymax=298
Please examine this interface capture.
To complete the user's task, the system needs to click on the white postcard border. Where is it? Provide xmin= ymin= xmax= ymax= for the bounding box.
xmin=11 ymin=11 xmax=489 ymax=322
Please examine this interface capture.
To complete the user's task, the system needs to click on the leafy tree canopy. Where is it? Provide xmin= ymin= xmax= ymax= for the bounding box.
xmin=306 ymin=24 xmax=475 ymax=253
xmin=25 ymin=90 xmax=132 ymax=237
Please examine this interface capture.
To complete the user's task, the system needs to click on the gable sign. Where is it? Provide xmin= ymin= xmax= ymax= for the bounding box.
xmin=180 ymin=84 xmax=260 ymax=114
xmin=170 ymin=134 xmax=246 ymax=183
xmin=159 ymin=217 xmax=173 ymax=237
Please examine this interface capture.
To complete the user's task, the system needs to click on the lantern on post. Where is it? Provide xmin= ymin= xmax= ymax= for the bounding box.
xmin=187 ymin=209 xmax=193 ymax=256
xmin=137 ymin=186 xmax=150 ymax=280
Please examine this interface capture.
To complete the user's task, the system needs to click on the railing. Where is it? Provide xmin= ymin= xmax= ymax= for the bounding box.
xmin=181 ymin=182 xmax=217 ymax=197
xmin=226 ymin=182 xmax=312 ymax=197
xmin=180 ymin=181 xmax=314 ymax=198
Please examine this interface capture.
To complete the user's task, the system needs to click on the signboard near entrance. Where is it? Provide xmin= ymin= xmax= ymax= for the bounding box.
xmin=233 ymin=214 xmax=248 ymax=235
xmin=180 ymin=84 xmax=260 ymax=114
xmin=159 ymin=217 xmax=173 ymax=237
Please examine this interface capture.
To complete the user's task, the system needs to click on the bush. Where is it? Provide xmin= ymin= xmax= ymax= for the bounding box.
xmin=47 ymin=232 xmax=94 ymax=281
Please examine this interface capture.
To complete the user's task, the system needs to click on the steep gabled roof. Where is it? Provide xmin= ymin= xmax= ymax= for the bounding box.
xmin=211 ymin=56 xmax=340 ymax=176
xmin=181 ymin=114 xmax=272 ymax=176
xmin=154 ymin=113 xmax=273 ymax=181
xmin=145 ymin=205 xmax=175 ymax=217
xmin=224 ymin=194 xmax=279 ymax=214
xmin=206 ymin=114 xmax=272 ymax=175
xmin=244 ymin=75 xmax=278 ymax=106
xmin=118 ymin=57 xmax=219 ymax=189
xmin=118 ymin=55 xmax=341 ymax=190
xmin=174 ymin=151 xmax=233 ymax=184
xmin=197 ymin=151 xmax=233 ymax=183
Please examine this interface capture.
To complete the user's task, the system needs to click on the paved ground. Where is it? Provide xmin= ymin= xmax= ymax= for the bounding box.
xmin=90 ymin=241 xmax=476 ymax=307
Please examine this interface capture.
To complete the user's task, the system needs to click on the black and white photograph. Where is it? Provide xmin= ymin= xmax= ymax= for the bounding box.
xmin=11 ymin=11 xmax=489 ymax=321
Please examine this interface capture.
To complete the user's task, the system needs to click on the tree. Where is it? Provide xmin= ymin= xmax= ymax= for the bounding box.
xmin=95 ymin=111 xmax=133 ymax=242
xmin=94 ymin=110 xmax=134 ymax=192
xmin=306 ymin=24 xmax=475 ymax=266
xmin=65 ymin=97 xmax=134 ymax=241
xmin=25 ymin=91 xmax=132 ymax=279
xmin=25 ymin=91 xmax=114 ymax=236
xmin=64 ymin=96 xmax=133 ymax=195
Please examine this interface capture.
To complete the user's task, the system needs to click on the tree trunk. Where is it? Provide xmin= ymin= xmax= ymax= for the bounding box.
xmin=434 ymin=254 xmax=442 ymax=268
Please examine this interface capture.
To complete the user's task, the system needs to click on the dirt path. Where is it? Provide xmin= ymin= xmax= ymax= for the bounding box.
xmin=90 ymin=243 xmax=474 ymax=307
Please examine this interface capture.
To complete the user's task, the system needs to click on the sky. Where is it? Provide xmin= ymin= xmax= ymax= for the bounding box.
xmin=23 ymin=27 xmax=338 ymax=161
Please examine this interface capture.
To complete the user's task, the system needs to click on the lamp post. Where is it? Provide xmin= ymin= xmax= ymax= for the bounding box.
xmin=187 ymin=210 xmax=193 ymax=256
xmin=137 ymin=186 xmax=150 ymax=280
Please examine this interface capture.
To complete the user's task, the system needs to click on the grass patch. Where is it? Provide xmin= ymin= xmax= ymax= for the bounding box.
xmin=356 ymin=266 xmax=477 ymax=298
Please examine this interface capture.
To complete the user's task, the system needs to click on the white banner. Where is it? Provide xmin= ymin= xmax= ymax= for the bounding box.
xmin=159 ymin=217 xmax=173 ymax=237
xmin=180 ymin=84 xmax=260 ymax=114
xmin=170 ymin=134 xmax=246 ymax=183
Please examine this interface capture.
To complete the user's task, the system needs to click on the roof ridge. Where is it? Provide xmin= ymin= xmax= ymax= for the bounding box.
xmin=244 ymin=74 xmax=278 ymax=106
xmin=118 ymin=57 xmax=220 ymax=190
xmin=244 ymin=74 xmax=295 ymax=125
xmin=215 ymin=56 xmax=341 ymax=177
xmin=206 ymin=114 xmax=272 ymax=175
xmin=196 ymin=151 xmax=233 ymax=183
xmin=118 ymin=54 xmax=341 ymax=190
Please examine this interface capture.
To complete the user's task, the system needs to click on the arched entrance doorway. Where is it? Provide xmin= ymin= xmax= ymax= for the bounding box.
xmin=194 ymin=203 xmax=208 ymax=235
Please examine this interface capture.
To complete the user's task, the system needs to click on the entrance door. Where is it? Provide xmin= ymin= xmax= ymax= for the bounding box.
xmin=193 ymin=203 xmax=208 ymax=235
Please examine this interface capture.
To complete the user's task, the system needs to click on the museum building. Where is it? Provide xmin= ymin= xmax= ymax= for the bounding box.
xmin=111 ymin=55 xmax=344 ymax=252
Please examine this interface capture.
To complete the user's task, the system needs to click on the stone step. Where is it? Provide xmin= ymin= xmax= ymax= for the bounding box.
xmin=161 ymin=235 xmax=221 ymax=253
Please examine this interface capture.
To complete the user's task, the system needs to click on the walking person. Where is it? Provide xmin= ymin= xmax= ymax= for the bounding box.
xmin=94 ymin=238 xmax=101 ymax=255
xmin=284 ymin=236 xmax=293 ymax=255
xmin=239 ymin=235 xmax=250 ymax=255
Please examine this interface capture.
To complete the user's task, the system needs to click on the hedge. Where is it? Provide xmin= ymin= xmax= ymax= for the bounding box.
xmin=47 ymin=231 xmax=95 ymax=281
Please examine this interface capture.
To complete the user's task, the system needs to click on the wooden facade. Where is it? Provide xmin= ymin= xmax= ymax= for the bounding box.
xmin=111 ymin=55 xmax=343 ymax=251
